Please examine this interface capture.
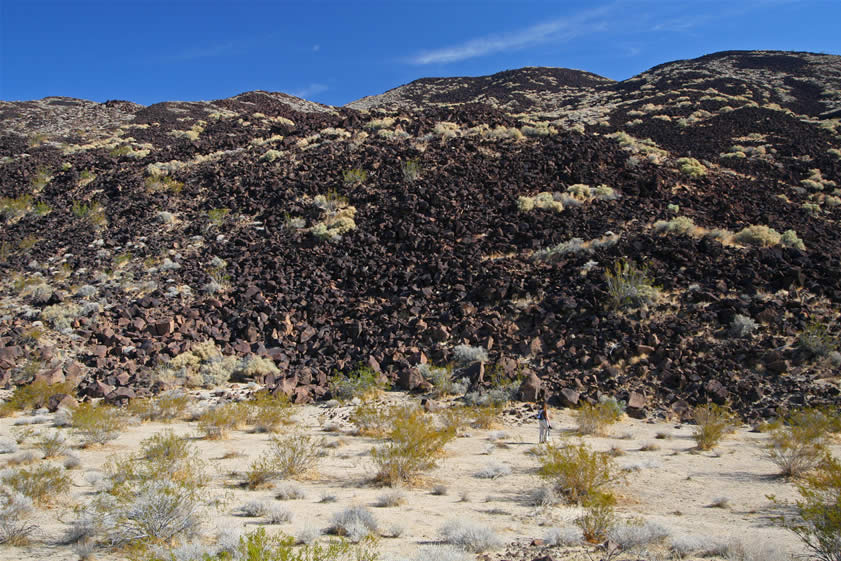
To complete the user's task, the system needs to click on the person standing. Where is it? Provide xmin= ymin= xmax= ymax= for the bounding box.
xmin=538 ymin=402 xmax=552 ymax=443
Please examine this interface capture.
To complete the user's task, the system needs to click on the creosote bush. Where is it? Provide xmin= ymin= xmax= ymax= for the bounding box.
xmin=575 ymin=397 xmax=626 ymax=435
xmin=0 ymin=380 xmax=75 ymax=416
xmin=775 ymin=455 xmax=841 ymax=561
xmin=371 ymin=406 xmax=456 ymax=485
xmin=575 ymin=494 xmax=616 ymax=543
xmin=71 ymin=402 xmax=126 ymax=446
xmin=691 ymin=403 xmax=737 ymax=451
xmin=765 ymin=408 xmax=840 ymax=478
xmin=538 ymin=442 xmax=625 ymax=504
xmin=197 ymin=401 xmax=249 ymax=439
xmin=329 ymin=365 xmax=387 ymax=401
xmin=350 ymin=403 xmax=397 ymax=437
xmin=799 ymin=321 xmax=837 ymax=358
xmin=247 ymin=390 xmax=294 ymax=433
xmin=127 ymin=391 xmax=191 ymax=422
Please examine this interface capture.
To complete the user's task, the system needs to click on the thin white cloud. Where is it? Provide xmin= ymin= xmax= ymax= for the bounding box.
xmin=406 ymin=0 xmax=794 ymax=66
xmin=408 ymin=5 xmax=615 ymax=65
xmin=173 ymin=41 xmax=238 ymax=61
xmin=290 ymin=83 xmax=328 ymax=99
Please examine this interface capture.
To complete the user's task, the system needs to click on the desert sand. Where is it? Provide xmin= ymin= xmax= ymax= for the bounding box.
xmin=0 ymin=389 xmax=832 ymax=561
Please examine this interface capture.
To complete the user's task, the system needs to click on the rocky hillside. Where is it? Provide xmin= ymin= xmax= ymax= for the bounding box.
xmin=1 ymin=50 xmax=840 ymax=420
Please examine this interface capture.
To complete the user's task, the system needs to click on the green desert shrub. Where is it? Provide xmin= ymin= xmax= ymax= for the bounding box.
xmin=329 ymin=365 xmax=386 ymax=401
xmin=654 ymin=215 xmax=696 ymax=235
xmin=402 ymin=159 xmax=421 ymax=182
xmin=575 ymin=494 xmax=616 ymax=543
xmin=765 ymin=408 xmax=841 ymax=478
xmin=197 ymin=401 xmax=249 ymax=439
xmin=343 ymin=168 xmax=367 ymax=185
xmin=147 ymin=528 xmax=378 ymax=561
xmin=371 ymin=406 xmax=456 ymax=485
xmin=0 ymin=380 xmax=75 ymax=416
xmin=799 ymin=321 xmax=837 ymax=358
xmin=776 ymin=455 xmax=841 ymax=561
xmin=71 ymin=402 xmax=126 ymax=446
xmin=127 ymin=391 xmax=191 ymax=422
xmin=575 ymin=397 xmax=626 ymax=435
xmin=517 ymin=192 xmax=564 ymax=213
xmin=1 ymin=464 xmax=70 ymax=505
xmin=538 ymin=442 xmax=625 ymax=504
xmin=604 ymin=260 xmax=658 ymax=309
xmin=350 ymin=402 xmax=397 ymax=437
xmin=676 ymin=157 xmax=706 ymax=177
xmin=691 ymin=403 xmax=737 ymax=451
xmin=247 ymin=391 xmax=294 ymax=433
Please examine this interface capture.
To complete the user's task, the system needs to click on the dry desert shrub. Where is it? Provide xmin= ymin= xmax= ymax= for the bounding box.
xmin=245 ymin=432 xmax=323 ymax=489
xmin=1 ymin=463 xmax=70 ymax=505
xmin=0 ymin=487 xmax=36 ymax=545
xmin=327 ymin=505 xmax=378 ymax=542
xmin=438 ymin=519 xmax=502 ymax=552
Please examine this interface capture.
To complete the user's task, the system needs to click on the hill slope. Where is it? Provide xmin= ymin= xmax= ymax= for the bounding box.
xmin=1 ymin=50 xmax=840 ymax=420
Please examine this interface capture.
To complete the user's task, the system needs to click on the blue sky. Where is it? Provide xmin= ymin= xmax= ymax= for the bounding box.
xmin=2 ymin=0 xmax=840 ymax=106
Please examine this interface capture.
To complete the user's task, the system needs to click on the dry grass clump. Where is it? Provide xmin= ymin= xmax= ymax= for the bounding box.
xmin=517 ymin=192 xmax=564 ymax=213
xmin=1 ymin=463 xmax=70 ymax=505
xmin=538 ymin=442 xmax=625 ymax=504
xmin=691 ymin=404 xmax=738 ymax=451
xmin=371 ymin=406 xmax=456 ymax=485
xmin=575 ymin=397 xmax=625 ymax=435
xmin=469 ymin=403 xmax=504 ymax=430
xmin=155 ymin=340 xmax=241 ymax=388
xmin=71 ymin=402 xmax=127 ymax=446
